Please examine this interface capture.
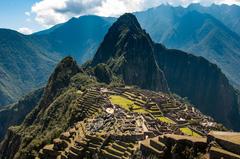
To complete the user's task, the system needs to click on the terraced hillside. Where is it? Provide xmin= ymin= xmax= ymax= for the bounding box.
xmin=0 ymin=55 xmax=237 ymax=159
xmin=37 ymin=86 xmax=233 ymax=159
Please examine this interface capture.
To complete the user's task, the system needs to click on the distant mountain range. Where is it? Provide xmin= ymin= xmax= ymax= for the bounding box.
xmin=0 ymin=16 xmax=114 ymax=106
xmin=135 ymin=4 xmax=240 ymax=89
xmin=0 ymin=4 xmax=239 ymax=117
xmin=0 ymin=29 xmax=59 ymax=106
xmin=34 ymin=16 xmax=114 ymax=64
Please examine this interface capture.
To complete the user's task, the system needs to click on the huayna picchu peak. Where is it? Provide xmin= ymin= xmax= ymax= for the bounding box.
xmin=91 ymin=13 xmax=169 ymax=92
xmin=0 ymin=12 xmax=240 ymax=159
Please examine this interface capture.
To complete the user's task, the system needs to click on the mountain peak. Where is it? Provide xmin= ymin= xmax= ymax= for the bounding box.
xmin=114 ymin=13 xmax=141 ymax=30
xmin=91 ymin=13 xmax=150 ymax=66
xmin=91 ymin=13 xmax=169 ymax=92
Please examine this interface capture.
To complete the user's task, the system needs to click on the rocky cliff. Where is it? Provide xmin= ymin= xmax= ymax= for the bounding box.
xmin=154 ymin=44 xmax=240 ymax=130
xmin=91 ymin=13 xmax=169 ymax=92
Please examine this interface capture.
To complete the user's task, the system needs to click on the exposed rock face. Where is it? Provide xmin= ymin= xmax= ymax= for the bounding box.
xmin=154 ymin=44 xmax=240 ymax=130
xmin=91 ymin=13 xmax=169 ymax=92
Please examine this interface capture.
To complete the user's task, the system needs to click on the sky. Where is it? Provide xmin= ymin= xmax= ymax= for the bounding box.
xmin=0 ymin=0 xmax=240 ymax=34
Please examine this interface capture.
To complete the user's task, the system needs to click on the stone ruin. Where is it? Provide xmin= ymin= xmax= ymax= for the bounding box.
xmin=37 ymin=87 xmax=239 ymax=159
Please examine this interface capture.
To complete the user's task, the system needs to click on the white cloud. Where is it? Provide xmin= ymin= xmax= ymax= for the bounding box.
xmin=30 ymin=0 xmax=240 ymax=27
xmin=18 ymin=27 xmax=33 ymax=35
xmin=25 ymin=11 xmax=31 ymax=16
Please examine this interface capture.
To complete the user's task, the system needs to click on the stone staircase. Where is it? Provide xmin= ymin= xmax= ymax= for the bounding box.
xmin=140 ymin=136 xmax=166 ymax=158
xmin=100 ymin=140 xmax=136 ymax=159
xmin=75 ymin=89 xmax=105 ymax=117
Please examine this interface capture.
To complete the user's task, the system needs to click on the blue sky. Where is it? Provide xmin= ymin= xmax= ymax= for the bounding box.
xmin=0 ymin=0 xmax=43 ymax=33
xmin=1 ymin=0 xmax=240 ymax=34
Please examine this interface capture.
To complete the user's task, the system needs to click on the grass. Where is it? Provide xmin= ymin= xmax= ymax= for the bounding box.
xmin=180 ymin=127 xmax=201 ymax=137
xmin=158 ymin=117 xmax=175 ymax=124
xmin=109 ymin=95 xmax=148 ymax=113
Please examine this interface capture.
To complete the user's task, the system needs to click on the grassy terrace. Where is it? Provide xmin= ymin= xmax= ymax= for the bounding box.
xmin=109 ymin=95 xmax=148 ymax=113
xmin=180 ymin=127 xmax=201 ymax=137
xmin=109 ymin=95 xmax=177 ymax=125
xmin=158 ymin=117 xmax=175 ymax=124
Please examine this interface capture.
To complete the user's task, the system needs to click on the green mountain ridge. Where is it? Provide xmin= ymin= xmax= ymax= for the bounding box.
xmin=33 ymin=15 xmax=115 ymax=64
xmin=0 ymin=29 xmax=60 ymax=106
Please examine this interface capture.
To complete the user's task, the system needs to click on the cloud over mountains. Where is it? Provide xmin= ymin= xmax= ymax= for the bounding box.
xmin=30 ymin=0 xmax=240 ymax=27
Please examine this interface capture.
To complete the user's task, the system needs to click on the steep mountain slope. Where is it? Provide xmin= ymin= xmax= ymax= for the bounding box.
xmin=91 ymin=13 xmax=168 ymax=92
xmin=154 ymin=44 xmax=240 ymax=130
xmin=162 ymin=11 xmax=240 ymax=89
xmin=188 ymin=3 xmax=240 ymax=36
xmin=0 ymin=29 xmax=60 ymax=107
xmin=135 ymin=5 xmax=240 ymax=89
xmin=0 ymin=88 xmax=43 ymax=140
xmin=0 ymin=57 xmax=81 ymax=158
xmin=34 ymin=15 xmax=115 ymax=64
xmin=90 ymin=13 xmax=240 ymax=130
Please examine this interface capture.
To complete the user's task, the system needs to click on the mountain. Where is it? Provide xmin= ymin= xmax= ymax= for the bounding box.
xmin=0 ymin=29 xmax=60 ymax=107
xmin=91 ymin=14 xmax=168 ymax=92
xmin=135 ymin=5 xmax=240 ymax=89
xmin=0 ymin=15 xmax=113 ymax=107
xmin=31 ymin=4 xmax=240 ymax=89
xmin=0 ymin=57 xmax=85 ymax=158
xmin=161 ymin=11 xmax=240 ymax=89
xmin=90 ymin=13 xmax=240 ymax=130
xmin=0 ymin=15 xmax=114 ymax=107
xmin=3 ymin=4 xmax=237 ymax=107
xmin=33 ymin=15 xmax=115 ymax=64
xmin=188 ymin=3 xmax=240 ymax=36
xmin=154 ymin=44 xmax=240 ymax=130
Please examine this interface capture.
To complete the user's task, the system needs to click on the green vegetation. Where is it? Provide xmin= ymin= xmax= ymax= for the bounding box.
xmin=0 ymin=88 xmax=43 ymax=140
xmin=158 ymin=117 xmax=175 ymax=124
xmin=180 ymin=127 xmax=201 ymax=137
xmin=109 ymin=95 xmax=148 ymax=113
xmin=94 ymin=63 xmax=113 ymax=84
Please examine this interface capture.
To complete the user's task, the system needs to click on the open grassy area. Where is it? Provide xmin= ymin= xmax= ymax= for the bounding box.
xmin=109 ymin=95 xmax=148 ymax=113
xmin=180 ymin=127 xmax=201 ymax=137
xmin=158 ymin=117 xmax=175 ymax=124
